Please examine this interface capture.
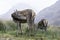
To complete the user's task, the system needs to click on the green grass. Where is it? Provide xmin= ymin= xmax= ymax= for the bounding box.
xmin=0 ymin=21 xmax=60 ymax=40
xmin=0 ymin=26 xmax=60 ymax=40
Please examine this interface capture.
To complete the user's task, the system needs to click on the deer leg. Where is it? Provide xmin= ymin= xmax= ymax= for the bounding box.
xmin=26 ymin=14 xmax=33 ymax=35
xmin=16 ymin=22 xmax=22 ymax=36
xmin=31 ymin=18 xmax=35 ymax=30
xmin=16 ymin=22 xmax=19 ymax=36
xmin=19 ymin=23 xmax=22 ymax=35
xmin=26 ymin=18 xmax=31 ymax=35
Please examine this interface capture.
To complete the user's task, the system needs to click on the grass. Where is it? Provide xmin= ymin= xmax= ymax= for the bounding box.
xmin=0 ymin=21 xmax=60 ymax=40
xmin=0 ymin=26 xmax=60 ymax=40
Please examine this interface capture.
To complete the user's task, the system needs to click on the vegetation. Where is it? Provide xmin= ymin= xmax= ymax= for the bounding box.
xmin=0 ymin=20 xmax=60 ymax=40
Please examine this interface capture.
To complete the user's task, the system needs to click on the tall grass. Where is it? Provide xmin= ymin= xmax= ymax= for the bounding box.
xmin=0 ymin=20 xmax=60 ymax=40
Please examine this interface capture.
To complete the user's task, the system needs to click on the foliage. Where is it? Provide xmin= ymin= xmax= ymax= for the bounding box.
xmin=6 ymin=21 xmax=17 ymax=31
xmin=0 ymin=21 xmax=6 ymax=32
xmin=0 ymin=20 xmax=60 ymax=40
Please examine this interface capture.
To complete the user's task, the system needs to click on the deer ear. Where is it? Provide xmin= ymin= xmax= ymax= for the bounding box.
xmin=15 ymin=9 xmax=18 ymax=14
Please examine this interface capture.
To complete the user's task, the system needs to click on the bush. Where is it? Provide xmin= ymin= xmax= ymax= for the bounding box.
xmin=0 ymin=21 xmax=6 ymax=32
xmin=5 ymin=21 xmax=17 ymax=31
xmin=0 ymin=21 xmax=17 ymax=32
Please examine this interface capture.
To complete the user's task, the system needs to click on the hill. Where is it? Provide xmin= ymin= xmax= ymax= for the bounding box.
xmin=0 ymin=3 xmax=32 ymax=21
xmin=35 ymin=0 xmax=60 ymax=26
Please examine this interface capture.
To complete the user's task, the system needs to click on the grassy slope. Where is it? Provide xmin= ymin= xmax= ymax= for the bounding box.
xmin=0 ymin=26 xmax=60 ymax=40
xmin=0 ymin=21 xmax=60 ymax=40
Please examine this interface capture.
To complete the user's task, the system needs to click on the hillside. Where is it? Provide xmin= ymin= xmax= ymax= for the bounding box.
xmin=0 ymin=3 xmax=32 ymax=21
xmin=35 ymin=0 xmax=60 ymax=26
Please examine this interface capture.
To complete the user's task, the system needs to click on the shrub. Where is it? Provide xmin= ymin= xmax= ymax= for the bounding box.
xmin=0 ymin=21 xmax=6 ymax=32
xmin=5 ymin=21 xmax=17 ymax=31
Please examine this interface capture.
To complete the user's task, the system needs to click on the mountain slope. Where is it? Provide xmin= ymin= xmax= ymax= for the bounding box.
xmin=35 ymin=0 xmax=60 ymax=26
xmin=0 ymin=3 xmax=32 ymax=20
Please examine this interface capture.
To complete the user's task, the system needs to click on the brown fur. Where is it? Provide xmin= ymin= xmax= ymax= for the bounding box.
xmin=11 ymin=9 xmax=36 ymax=36
xmin=38 ymin=19 xmax=48 ymax=31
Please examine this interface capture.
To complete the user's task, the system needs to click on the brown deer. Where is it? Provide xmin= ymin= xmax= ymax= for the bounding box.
xmin=11 ymin=9 xmax=35 ymax=36
xmin=38 ymin=19 xmax=48 ymax=31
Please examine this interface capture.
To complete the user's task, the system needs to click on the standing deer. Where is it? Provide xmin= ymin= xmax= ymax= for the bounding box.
xmin=11 ymin=9 xmax=35 ymax=36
